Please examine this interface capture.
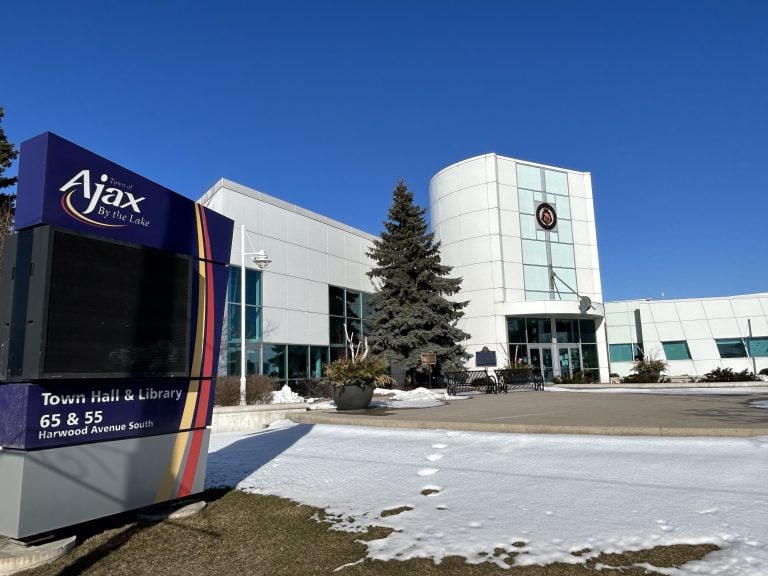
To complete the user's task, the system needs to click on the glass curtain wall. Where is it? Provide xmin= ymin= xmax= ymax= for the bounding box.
xmin=516 ymin=164 xmax=578 ymax=302
xmin=507 ymin=316 xmax=599 ymax=381
xmin=225 ymin=266 xmax=262 ymax=376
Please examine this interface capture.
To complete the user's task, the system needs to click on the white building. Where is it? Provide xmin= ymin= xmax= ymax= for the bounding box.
xmin=606 ymin=294 xmax=768 ymax=378
xmin=200 ymin=179 xmax=377 ymax=390
xmin=201 ymin=158 xmax=767 ymax=386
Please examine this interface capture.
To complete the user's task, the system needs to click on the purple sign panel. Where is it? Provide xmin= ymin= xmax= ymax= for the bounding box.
xmin=15 ymin=132 xmax=232 ymax=263
xmin=0 ymin=379 xmax=211 ymax=450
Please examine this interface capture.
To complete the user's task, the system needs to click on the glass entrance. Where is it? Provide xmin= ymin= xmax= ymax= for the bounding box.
xmin=557 ymin=346 xmax=581 ymax=379
xmin=529 ymin=346 xmax=554 ymax=382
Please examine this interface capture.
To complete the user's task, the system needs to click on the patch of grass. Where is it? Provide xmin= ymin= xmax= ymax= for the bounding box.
xmin=380 ymin=506 xmax=413 ymax=517
xmin=17 ymin=490 xmax=720 ymax=576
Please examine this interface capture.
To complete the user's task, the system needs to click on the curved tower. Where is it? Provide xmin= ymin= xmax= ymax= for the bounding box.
xmin=429 ymin=154 xmax=609 ymax=382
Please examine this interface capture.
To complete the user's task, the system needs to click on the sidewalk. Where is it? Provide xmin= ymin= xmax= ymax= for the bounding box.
xmin=291 ymin=386 xmax=768 ymax=437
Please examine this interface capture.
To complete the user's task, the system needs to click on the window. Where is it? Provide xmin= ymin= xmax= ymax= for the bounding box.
xmin=225 ymin=266 xmax=263 ymax=375
xmin=329 ymin=285 xmax=374 ymax=358
xmin=609 ymin=343 xmax=633 ymax=362
xmin=226 ymin=267 xmax=262 ymax=341
xmin=716 ymin=339 xmax=747 ymax=358
xmin=662 ymin=341 xmax=691 ymax=360
xmin=747 ymin=338 xmax=768 ymax=357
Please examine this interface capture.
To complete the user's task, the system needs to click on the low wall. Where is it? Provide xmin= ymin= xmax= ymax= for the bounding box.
xmin=211 ymin=403 xmax=309 ymax=434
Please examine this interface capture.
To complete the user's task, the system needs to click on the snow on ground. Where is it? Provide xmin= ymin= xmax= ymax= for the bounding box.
xmin=548 ymin=386 xmax=768 ymax=396
xmin=207 ymin=423 xmax=768 ymax=575
xmin=309 ymin=387 xmax=465 ymax=410
xmin=271 ymin=384 xmax=304 ymax=403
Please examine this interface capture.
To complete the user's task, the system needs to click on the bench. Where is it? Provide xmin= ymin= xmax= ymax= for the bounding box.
xmin=443 ymin=370 xmax=498 ymax=396
xmin=494 ymin=369 xmax=544 ymax=392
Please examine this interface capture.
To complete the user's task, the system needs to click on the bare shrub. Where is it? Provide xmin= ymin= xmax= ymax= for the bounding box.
xmin=214 ymin=375 xmax=277 ymax=406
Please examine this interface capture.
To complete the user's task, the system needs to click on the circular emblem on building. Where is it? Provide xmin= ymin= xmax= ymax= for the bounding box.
xmin=535 ymin=202 xmax=557 ymax=231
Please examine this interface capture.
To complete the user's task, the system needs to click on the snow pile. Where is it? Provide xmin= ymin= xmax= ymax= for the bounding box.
xmin=208 ymin=424 xmax=768 ymax=574
xmin=270 ymin=384 xmax=303 ymax=404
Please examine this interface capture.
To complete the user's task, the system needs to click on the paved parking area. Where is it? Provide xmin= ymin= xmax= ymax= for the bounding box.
xmin=292 ymin=387 xmax=768 ymax=437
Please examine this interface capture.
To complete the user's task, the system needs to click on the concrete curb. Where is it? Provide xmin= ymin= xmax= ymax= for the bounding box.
xmin=0 ymin=536 xmax=76 ymax=576
xmin=289 ymin=411 xmax=768 ymax=438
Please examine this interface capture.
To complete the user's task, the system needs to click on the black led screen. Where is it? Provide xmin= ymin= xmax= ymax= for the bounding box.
xmin=44 ymin=231 xmax=190 ymax=377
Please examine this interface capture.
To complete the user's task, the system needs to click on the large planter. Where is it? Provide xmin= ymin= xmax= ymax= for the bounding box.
xmin=331 ymin=381 xmax=375 ymax=411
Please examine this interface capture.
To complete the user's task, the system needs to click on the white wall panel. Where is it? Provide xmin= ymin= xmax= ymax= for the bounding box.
xmin=567 ymin=173 xmax=586 ymax=198
xmin=460 ymin=236 xmax=493 ymax=264
xmin=344 ymin=261 xmax=363 ymax=290
xmin=308 ymin=281 xmax=327 ymax=314
xmin=737 ymin=316 xmax=768 ymax=337
xmin=285 ymin=277 xmax=310 ymax=312
xmin=285 ymin=212 xmax=308 ymax=247
xmin=327 ymin=227 xmax=345 ymax=256
xmin=457 ymin=157 xmax=487 ymax=190
xmin=650 ymin=302 xmax=680 ymax=322
xmin=666 ymin=360 xmax=695 ymax=376
xmin=703 ymin=299 xmax=734 ymax=319
xmin=571 ymin=220 xmax=590 ymax=245
xmin=285 ymin=244 xmax=309 ymax=278
xmin=730 ymin=298 xmax=763 ymax=317
xmin=262 ymin=204 xmax=288 ymax=241
xmin=501 ymin=236 xmax=523 ymax=263
xmin=499 ymin=211 xmax=520 ymax=237
xmin=497 ymin=157 xmax=516 ymax=186
xmin=344 ymin=233 xmax=362 ymax=263
xmin=327 ymin=255 xmax=345 ymax=286
xmin=262 ymin=273 xmax=287 ymax=308
xmin=309 ymin=313 xmax=329 ymax=345
xmin=503 ymin=262 xmax=525 ymax=291
xmin=284 ymin=310 xmax=309 ymax=343
xmin=458 ymin=263 xmax=495 ymax=291
xmin=436 ymin=165 xmax=459 ymax=196
xmin=307 ymin=220 xmax=327 ymax=252
xmin=607 ymin=325 xmax=632 ymax=343
xmin=461 ymin=210 xmax=491 ymax=239
xmin=573 ymin=244 xmax=592 ymax=269
xmin=438 ymin=217 xmax=463 ymax=245
xmin=570 ymin=197 xmax=588 ymax=221
xmin=307 ymin=250 xmax=328 ymax=284
xmin=675 ymin=300 xmax=706 ymax=321
xmin=458 ymin=184 xmax=489 ymax=213
xmin=707 ymin=317 xmax=740 ymax=338
xmin=498 ymin=184 xmax=518 ymax=212
xmin=576 ymin=268 xmax=595 ymax=295
xmin=654 ymin=321 xmax=685 ymax=340
xmin=687 ymin=339 xmax=719 ymax=360
xmin=439 ymin=192 xmax=461 ymax=221
xmin=262 ymin=308 xmax=286 ymax=342
xmin=681 ymin=319 xmax=712 ymax=339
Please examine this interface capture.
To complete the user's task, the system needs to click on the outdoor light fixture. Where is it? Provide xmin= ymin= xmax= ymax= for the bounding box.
xmin=240 ymin=225 xmax=270 ymax=405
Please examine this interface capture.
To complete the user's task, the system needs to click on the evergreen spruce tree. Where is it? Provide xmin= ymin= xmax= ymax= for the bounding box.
xmin=0 ymin=106 xmax=18 ymax=274
xmin=366 ymin=180 xmax=470 ymax=373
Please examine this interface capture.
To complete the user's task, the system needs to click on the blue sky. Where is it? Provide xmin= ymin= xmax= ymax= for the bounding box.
xmin=2 ymin=0 xmax=766 ymax=301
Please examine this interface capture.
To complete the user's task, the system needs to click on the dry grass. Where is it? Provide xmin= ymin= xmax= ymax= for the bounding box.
xmin=18 ymin=490 xmax=719 ymax=576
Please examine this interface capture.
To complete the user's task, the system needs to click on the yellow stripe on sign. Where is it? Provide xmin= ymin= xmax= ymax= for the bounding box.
xmin=190 ymin=259 xmax=207 ymax=378
xmin=155 ymin=431 xmax=191 ymax=503
xmin=180 ymin=380 xmax=200 ymax=431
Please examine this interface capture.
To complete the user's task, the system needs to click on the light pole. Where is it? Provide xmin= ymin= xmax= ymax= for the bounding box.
xmin=240 ymin=224 xmax=271 ymax=406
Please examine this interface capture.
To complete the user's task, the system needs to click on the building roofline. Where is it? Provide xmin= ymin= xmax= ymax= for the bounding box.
xmin=199 ymin=178 xmax=378 ymax=242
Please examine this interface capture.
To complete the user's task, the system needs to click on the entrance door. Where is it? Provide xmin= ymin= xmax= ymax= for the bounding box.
xmin=557 ymin=346 xmax=582 ymax=379
xmin=529 ymin=346 xmax=554 ymax=382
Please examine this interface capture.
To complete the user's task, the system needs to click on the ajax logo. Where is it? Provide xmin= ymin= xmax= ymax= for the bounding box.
xmin=59 ymin=169 xmax=150 ymax=228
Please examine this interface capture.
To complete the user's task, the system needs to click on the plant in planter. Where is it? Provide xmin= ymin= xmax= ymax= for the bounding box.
xmin=324 ymin=328 xmax=394 ymax=410
xmin=621 ymin=349 xmax=668 ymax=384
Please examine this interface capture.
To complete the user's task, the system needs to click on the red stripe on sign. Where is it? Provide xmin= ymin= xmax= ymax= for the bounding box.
xmin=178 ymin=429 xmax=205 ymax=498
xmin=194 ymin=379 xmax=211 ymax=429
